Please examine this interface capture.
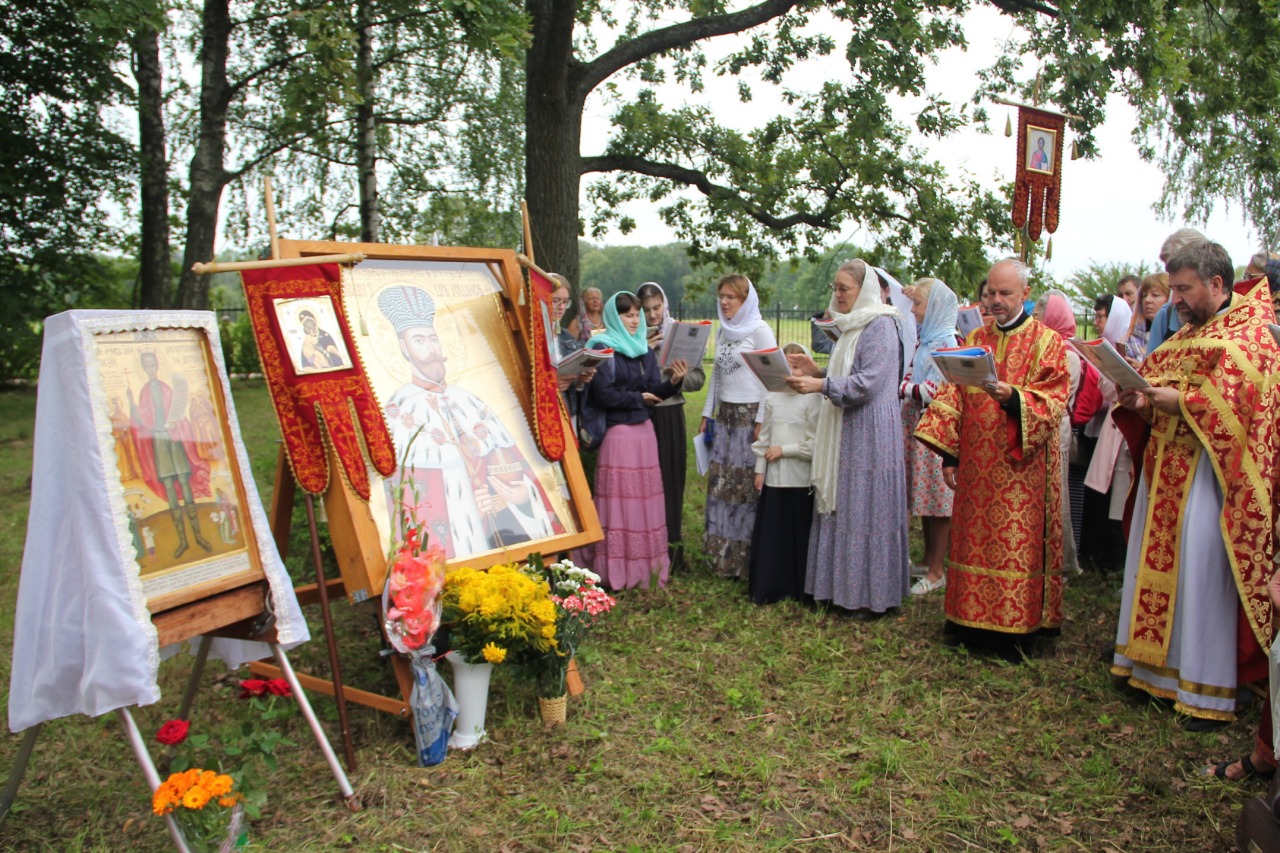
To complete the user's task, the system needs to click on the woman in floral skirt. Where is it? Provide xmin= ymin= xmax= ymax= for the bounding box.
xmin=900 ymin=277 xmax=959 ymax=595
xmin=699 ymin=274 xmax=776 ymax=579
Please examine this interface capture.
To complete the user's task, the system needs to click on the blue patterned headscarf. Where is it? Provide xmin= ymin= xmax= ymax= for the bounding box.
xmin=910 ymin=278 xmax=959 ymax=386
xmin=590 ymin=292 xmax=649 ymax=357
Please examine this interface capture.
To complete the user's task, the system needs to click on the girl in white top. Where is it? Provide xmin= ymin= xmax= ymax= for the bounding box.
xmin=699 ymin=274 xmax=777 ymax=579
xmin=747 ymin=343 xmax=823 ymax=603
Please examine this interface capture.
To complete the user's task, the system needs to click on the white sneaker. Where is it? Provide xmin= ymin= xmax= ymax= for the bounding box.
xmin=911 ymin=575 xmax=946 ymax=595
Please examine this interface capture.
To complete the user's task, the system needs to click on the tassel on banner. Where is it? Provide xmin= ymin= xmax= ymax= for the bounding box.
xmin=1046 ymin=236 xmax=1053 ymax=261
xmin=1071 ymin=139 xmax=1080 ymax=161
xmin=1005 ymin=113 xmax=1013 ymax=137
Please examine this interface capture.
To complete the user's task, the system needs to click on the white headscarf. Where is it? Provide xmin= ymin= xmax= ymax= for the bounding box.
xmin=716 ymin=277 xmax=766 ymax=342
xmin=639 ymin=281 xmax=675 ymax=342
xmin=1101 ymin=296 xmax=1132 ymax=347
xmin=812 ymin=263 xmax=900 ymax=515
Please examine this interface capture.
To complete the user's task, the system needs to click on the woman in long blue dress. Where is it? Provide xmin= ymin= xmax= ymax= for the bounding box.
xmin=786 ymin=259 xmax=910 ymax=615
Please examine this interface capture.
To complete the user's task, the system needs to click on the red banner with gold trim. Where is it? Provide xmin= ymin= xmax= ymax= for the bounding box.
xmin=1011 ymin=107 xmax=1065 ymax=241
xmin=528 ymin=268 xmax=567 ymax=461
xmin=239 ymin=263 xmax=396 ymax=499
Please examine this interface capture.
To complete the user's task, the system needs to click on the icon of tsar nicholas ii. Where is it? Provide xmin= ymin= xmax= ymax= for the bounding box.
xmin=377 ymin=285 xmax=564 ymax=558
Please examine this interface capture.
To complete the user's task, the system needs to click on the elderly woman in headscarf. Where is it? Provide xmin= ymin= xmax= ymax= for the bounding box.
xmin=1080 ymin=293 xmax=1133 ymax=571
xmin=899 ymin=277 xmax=959 ymax=596
xmin=573 ymin=292 xmax=688 ymax=589
xmin=1033 ymin=290 xmax=1082 ymax=576
xmin=636 ymin=281 xmax=705 ymax=572
xmin=786 ymin=259 xmax=910 ymax=615
xmin=699 ymin=274 xmax=778 ymax=579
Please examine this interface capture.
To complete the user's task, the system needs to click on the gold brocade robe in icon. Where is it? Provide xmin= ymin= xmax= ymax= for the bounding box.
xmin=1111 ymin=279 xmax=1280 ymax=677
xmin=915 ymin=317 xmax=1069 ymax=634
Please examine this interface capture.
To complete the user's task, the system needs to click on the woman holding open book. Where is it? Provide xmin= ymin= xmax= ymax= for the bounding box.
xmin=573 ymin=292 xmax=688 ymax=590
xmin=700 ymin=274 xmax=777 ymax=579
xmin=637 ymin=282 xmax=705 ymax=572
xmin=785 ymin=259 xmax=910 ymax=616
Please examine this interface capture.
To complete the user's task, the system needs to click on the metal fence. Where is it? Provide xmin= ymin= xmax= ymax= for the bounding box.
xmin=675 ymin=301 xmax=822 ymax=356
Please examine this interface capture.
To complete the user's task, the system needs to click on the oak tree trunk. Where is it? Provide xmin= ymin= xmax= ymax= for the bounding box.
xmin=524 ymin=0 xmax=585 ymax=288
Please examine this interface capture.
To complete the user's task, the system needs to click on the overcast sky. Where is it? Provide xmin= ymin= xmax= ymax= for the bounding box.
xmin=579 ymin=6 xmax=1263 ymax=281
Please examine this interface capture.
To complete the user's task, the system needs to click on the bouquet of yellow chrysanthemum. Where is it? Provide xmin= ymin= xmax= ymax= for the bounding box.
xmin=439 ymin=563 xmax=559 ymax=665
xmin=153 ymin=768 xmax=244 ymax=852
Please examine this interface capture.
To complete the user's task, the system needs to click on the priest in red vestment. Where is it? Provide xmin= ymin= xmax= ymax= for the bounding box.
xmin=1109 ymin=240 xmax=1280 ymax=779
xmin=915 ymin=258 xmax=1070 ymax=655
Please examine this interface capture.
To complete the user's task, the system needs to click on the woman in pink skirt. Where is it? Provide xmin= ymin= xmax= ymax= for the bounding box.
xmin=574 ymin=292 xmax=688 ymax=589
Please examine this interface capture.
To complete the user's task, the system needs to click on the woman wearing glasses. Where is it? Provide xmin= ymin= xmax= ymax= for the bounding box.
xmin=786 ymin=259 xmax=910 ymax=616
xmin=699 ymin=274 xmax=777 ymax=579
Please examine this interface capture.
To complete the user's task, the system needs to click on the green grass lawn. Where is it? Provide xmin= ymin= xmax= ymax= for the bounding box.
xmin=0 ymin=382 xmax=1265 ymax=851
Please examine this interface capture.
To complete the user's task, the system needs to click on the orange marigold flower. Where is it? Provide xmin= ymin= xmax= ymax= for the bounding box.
xmin=182 ymin=785 xmax=211 ymax=810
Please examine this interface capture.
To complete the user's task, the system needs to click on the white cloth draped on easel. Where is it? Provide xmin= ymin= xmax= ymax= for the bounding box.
xmin=8 ymin=310 xmax=308 ymax=733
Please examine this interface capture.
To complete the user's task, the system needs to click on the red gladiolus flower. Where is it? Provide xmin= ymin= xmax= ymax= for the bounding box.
xmin=239 ymin=678 xmax=270 ymax=698
xmin=265 ymin=678 xmax=292 ymax=697
xmin=155 ymin=719 xmax=190 ymax=746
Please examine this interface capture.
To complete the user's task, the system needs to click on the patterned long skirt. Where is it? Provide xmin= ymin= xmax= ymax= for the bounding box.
xmin=703 ymin=401 xmax=759 ymax=579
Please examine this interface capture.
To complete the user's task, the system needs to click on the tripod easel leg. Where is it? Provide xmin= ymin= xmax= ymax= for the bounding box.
xmin=177 ymin=635 xmax=213 ymax=722
xmin=117 ymin=707 xmax=192 ymax=853
xmin=271 ymin=644 xmax=361 ymax=811
xmin=0 ymin=723 xmax=41 ymax=824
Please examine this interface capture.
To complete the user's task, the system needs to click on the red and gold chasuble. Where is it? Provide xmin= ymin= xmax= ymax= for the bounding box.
xmin=1111 ymin=279 xmax=1280 ymax=670
xmin=915 ymin=318 xmax=1069 ymax=634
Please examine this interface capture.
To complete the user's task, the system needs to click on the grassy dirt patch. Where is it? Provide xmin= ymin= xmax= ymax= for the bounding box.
xmin=0 ymin=382 xmax=1262 ymax=851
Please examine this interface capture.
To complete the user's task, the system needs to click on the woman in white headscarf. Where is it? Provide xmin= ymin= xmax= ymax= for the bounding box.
xmin=637 ymin=281 xmax=705 ymax=572
xmin=1081 ymin=293 xmax=1133 ymax=571
xmin=699 ymin=274 xmax=777 ymax=579
xmin=786 ymin=259 xmax=910 ymax=615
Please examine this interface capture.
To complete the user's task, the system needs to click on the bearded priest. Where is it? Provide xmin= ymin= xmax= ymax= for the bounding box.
xmin=1110 ymin=239 xmax=1280 ymax=779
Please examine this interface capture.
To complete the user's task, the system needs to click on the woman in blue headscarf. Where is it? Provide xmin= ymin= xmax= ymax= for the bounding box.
xmin=573 ymin=292 xmax=688 ymax=589
xmin=900 ymin=277 xmax=959 ymax=595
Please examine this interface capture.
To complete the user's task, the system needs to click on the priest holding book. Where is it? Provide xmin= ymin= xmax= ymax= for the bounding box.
xmin=1108 ymin=240 xmax=1280 ymax=778
xmin=914 ymin=258 xmax=1070 ymax=657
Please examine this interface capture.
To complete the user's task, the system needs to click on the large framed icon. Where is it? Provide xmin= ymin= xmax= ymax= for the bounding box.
xmin=273 ymin=240 xmax=602 ymax=601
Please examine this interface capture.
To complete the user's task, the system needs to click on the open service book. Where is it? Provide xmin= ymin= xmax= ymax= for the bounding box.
xmin=1067 ymin=338 xmax=1150 ymax=392
xmin=741 ymin=347 xmax=793 ymax=392
xmin=955 ymin=306 xmax=984 ymax=341
xmin=932 ymin=345 xmax=998 ymax=387
xmin=659 ymin=320 xmax=713 ymax=367
xmin=813 ymin=317 xmax=840 ymax=343
xmin=556 ymin=346 xmax=613 ymax=378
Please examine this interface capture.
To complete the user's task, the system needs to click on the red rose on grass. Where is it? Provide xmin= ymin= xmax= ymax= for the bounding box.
xmin=265 ymin=678 xmax=292 ymax=697
xmin=155 ymin=719 xmax=190 ymax=745
xmin=239 ymin=678 xmax=269 ymax=698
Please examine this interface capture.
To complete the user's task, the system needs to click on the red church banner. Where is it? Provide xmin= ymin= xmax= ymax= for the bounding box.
xmin=527 ymin=267 xmax=568 ymax=461
xmin=1011 ymin=107 xmax=1066 ymax=241
xmin=239 ymin=263 xmax=397 ymax=499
